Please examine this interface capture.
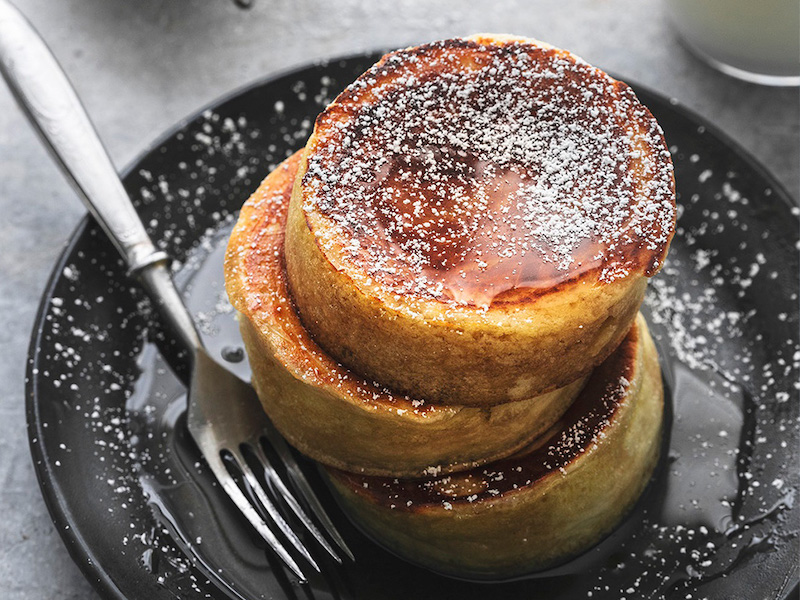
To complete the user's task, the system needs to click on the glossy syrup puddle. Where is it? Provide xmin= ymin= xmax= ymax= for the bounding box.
xmin=119 ymin=210 xmax=796 ymax=600
xmin=126 ymin=224 xmax=302 ymax=600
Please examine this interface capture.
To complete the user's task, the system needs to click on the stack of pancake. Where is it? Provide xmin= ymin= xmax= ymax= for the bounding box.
xmin=225 ymin=34 xmax=676 ymax=579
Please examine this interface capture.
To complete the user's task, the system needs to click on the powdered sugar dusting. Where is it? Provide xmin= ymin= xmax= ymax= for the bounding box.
xmin=27 ymin=56 xmax=797 ymax=599
xmin=303 ymin=38 xmax=675 ymax=306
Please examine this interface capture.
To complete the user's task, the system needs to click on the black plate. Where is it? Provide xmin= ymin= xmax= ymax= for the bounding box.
xmin=27 ymin=54 xmax=800 ymax=600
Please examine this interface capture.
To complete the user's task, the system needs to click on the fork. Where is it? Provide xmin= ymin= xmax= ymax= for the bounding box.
xmin=0 ymin=0 xmax=352 ymax=583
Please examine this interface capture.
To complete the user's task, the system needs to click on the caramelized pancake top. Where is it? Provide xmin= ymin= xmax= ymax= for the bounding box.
xmin=302 ymin=37 xmax=675 ymax=308
xmin=329 ymin=317 xmax=643 ymax=509
xmin=229 ymin=152 xmax=435 ymax=416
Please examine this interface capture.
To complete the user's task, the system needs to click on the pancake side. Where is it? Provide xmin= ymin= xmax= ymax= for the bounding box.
xmin=325 ymin=314 xmax=664 ymax=578
xmin=225 ymin=152 xmax=586 ymax=477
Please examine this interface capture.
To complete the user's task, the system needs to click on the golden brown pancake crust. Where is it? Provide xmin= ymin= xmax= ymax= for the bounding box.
xmin=285 ymin=36 xmax=675 ymax=405
xmin=225 ymin=152 xmax=586 ymax=477
xmin=330 ymin=316 xmax=648 ymax=507
xmin=301 ymin=37 xmax=675 ymax=307
xmin=325 ymin=314 xmax=664 ymax=578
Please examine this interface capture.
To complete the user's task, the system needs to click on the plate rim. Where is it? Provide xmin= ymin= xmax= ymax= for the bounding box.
xmin=24 ymin=51 xmax=799 ymax=600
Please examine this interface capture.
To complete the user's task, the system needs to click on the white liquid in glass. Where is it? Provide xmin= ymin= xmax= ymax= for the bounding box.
xmin=666 ymin=0 xmax=800 ymax=85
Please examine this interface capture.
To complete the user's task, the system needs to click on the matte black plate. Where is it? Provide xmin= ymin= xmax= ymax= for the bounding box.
xmin=27 ymin=54 xmax=799 ymax=600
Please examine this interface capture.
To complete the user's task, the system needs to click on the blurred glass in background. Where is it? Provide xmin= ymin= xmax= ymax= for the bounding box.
xmin=665 ymin=0 xmax=800 ymax=86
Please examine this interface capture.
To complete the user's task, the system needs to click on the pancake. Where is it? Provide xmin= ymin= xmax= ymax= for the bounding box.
xmin=225 ymin=152 xmax=586 ymax=477
xmin=285 ymin=34 xmax=676 ymax=406
xmin=324 ymin=314 xmax=664 ymax=579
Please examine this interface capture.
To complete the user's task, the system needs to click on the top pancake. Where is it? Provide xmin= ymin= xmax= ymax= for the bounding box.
xmin=285 ymin=35 xmax=675 ymax=405
xmin=300 ymin=35 xmax=674 ymax=308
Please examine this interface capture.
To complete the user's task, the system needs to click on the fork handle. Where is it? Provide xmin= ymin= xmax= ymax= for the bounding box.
xmin=0 ymin=0 xmax=202 ymax=355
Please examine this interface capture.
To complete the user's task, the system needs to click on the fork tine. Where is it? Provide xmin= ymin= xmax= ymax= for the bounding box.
xmin=203 ymin=448 xmax=311 ymax=582
xmin=252 ymin=441 xmax=343 ymax=563
xmin=262 ymin=429 xmax=356 ymax=562
xmin=229 ymin=447 xmax=322 ymax=575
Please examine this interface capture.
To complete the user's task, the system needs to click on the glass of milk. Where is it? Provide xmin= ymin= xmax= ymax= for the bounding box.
xmin=665 ymin=0 xmax=799 ymax=86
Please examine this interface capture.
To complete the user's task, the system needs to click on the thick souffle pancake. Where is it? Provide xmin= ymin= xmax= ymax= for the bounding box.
xmin=225 ymin=152 xmax=586 ymax=478
xmin=286 ymin=35 xmax=676 ymax=406
xmin=325 ymin=314 xmax=664 ymax=579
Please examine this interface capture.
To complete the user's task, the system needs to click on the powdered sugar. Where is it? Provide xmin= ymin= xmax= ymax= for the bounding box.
xmin=303 ymin=39 xmax=675 ymax=306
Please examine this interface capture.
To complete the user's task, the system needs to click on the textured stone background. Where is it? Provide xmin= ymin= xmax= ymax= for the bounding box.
xmin=0 ymin=1 xmax=797 ymax=598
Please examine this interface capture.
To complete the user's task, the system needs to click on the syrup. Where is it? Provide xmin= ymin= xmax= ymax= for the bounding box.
xmin=363 ymin=149 xmax=608 ymax=307
xmin=302 ymin=39 xmax=675 ymax=308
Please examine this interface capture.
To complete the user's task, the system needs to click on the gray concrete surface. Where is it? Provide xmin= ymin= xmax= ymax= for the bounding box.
xmin=0 ymin=1 xmax=797 ymax=598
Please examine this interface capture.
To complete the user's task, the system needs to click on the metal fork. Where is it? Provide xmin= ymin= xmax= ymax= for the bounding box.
xmin=0 ymin=0 xmax=352 ymax=582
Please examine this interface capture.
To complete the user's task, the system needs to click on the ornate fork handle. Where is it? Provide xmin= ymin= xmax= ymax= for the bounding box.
xmin=0 ymin=0 xmax=201 ymax=356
